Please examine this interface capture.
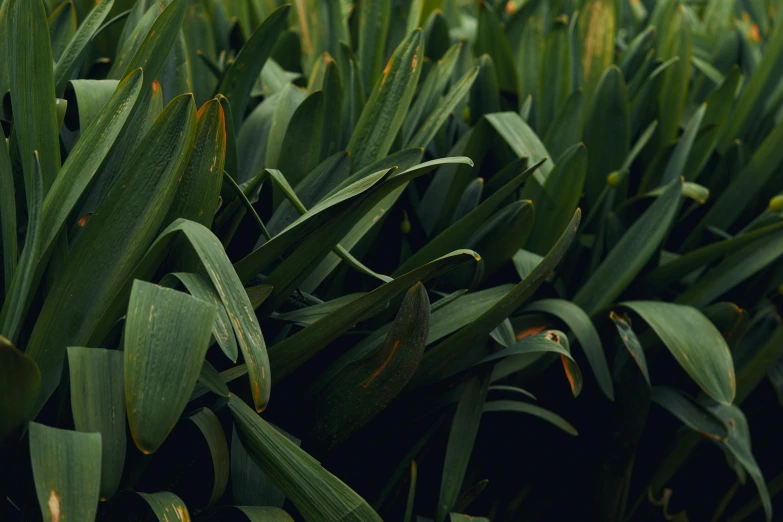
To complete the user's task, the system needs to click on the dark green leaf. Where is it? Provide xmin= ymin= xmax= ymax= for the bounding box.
xmin=29 ymin=422 xmax=102 ymax=522
xmin=67 ymin=347 xmax=125 ymax=499
xmin=125 ymin=280 xmax=216 ymax=454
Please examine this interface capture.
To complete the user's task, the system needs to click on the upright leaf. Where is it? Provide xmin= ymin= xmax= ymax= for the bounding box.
xmin=218 ymin=4 xmax=291 ymax=129
xmin=7 ymin=0 xmax=60 ymax=192
xmin=25 ymin=94 xmax=196 ymax=410
xmin=347 ymin=29 xmax=424 ymax=171
xmin=125 ymin=280 xmax=216 ymax=454
xmin=574 ymin=178 xmax=682 ymax=315
xmin=358 ymin=0 xmax=392 ymax=92
xmin=68 ymin=347 xmax=126 ymax=499
xmin=29 ymin=423 xmax=102 ymax=522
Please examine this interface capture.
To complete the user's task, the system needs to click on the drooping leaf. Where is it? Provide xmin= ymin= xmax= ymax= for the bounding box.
xmin=25 ymin=93 xmax=196 ymax=411
xmin=312 ymin=283 xmax=430 ymax=449
xmin=269 ymin=250 xmax=478 ymax=383
xmin=159 ymin=272 xmax=238 ymax=362
xmin=412 ymin=211 xmax=581 ymax=387
xmin=100 ymin=219 xmax=272 ymax=413
xmin=229 ymin=395 xmax=384 ymax=522
xmin=523 ymin=298 xmax=612 ymax=400
xmin=483 ymin=400 xmax=578 ymax=436
xmin=621 ymin=301 xmax=735 ymax=405
xmin=651 ymin=387 xmax=729 ymax=440
xmin=67 ymin=347 xmax=126 ymax=499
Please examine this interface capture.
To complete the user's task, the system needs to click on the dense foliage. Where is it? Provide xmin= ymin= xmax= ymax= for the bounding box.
xmin=2 ymin=0 xmax=783 ymax=520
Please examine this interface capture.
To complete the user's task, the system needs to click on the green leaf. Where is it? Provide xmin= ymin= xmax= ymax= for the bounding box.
xmin=397 ymin=159 xmax=543 ymax=276
xmin=312 ymin=283 xmax=430 ymax=449
xmin=125 ymin=280 xmax=216 ymax=454
xmin=275 ymin=293 xmax=367 ymax=325
xmin=163 ymin=98 xmax=226 ymax=228
xmin=25 ymin=93 xmax=196 ymax=413
xmin=469 ymin=53 xmax=502 ymax=124
xmin=717 ymin=14 xmax=783 ymax=152
xmin=577 ymin=0 xmax=616 ymax=100
xmin=347 ymin=29 xmax=424 ymax=172
xmin=484 ymin=112 xmax=553 ymax=186
xmin=583 ymin=66 xmax=629 ymax=209
xmin=523 ymin=298 xmax=612 ymax=400
xmin=609 ymin=311 xmax=650 ymax=387
xmin=48 ymin=1 xmax=76 ymax=62
xmin=683 ymin=66 xmax=742 ymax=179
xmin=160 ymin=272 xmax=238 ymax=362
xmin=538 ymin=19 xmax=571 ymax=134
xmin=408 ymin=65 xmax=480 ymax=149
xmin=436 ymin=371 xmax=490 ymax=522
xmin=229 ymin=395 xmax=384 ymax=522
xmin=474 ymin=2 xmax=517 ymax=95
xmin=644 ymin=222 xmax=783 ymax=290
xmin=621 ymin=301 xmax=735 ymax=405
xmin=269 ymin=250 xmax=478 ymax=383
xmin=217 ymin=4 xmax=290 ymax=129
xmin=483 ymin=400 xmax=578 ymax=436
xmin=53 ymin=0 xmax=114 ymax=95
xmin=275 ymin=91 xmax=325 ymax=195
xmin=523 ymin=143 xmax=586 ymax=255
xmin=677 ymin=227 xmax=783 ymax=308
xmin=358 ymin=0 xmax=392 ymax=92
xmin=0 ymin=134 xmax=16 ymax=294
xmin=657 ymin=10 xmax=692 ymax=147
xmin=67 ymin=347 xmax=125 ymax=499
xmin=103 ymin=219 xmax=272 ymax=413
xmin=103 ymin=491 xmax=191 ymax=521
xmin=651 ymin=387 xmax=729 ymax=440
xmin=661 ymin=103 xmax=706 ymax=185
xmin=689 ymin=120 xmax=783 ymax=239
xmin=264 ymin=84 xmax=307 ymax=170
xmin=7 ymin=0 xmax=60 ymax=192
xmin=475 ymin=330 xmax=583 ymax=397
xmin=412 ymin=210 xmax=581 ymax=387
xmin=40 ymin=69 xmax=143 ymax=264
xmin=313 ymin=285 xmax=512 ymax=394
xmin=543 ymin=88 xmax=584 ymax=162
xmin=87 ymin=0 xmax=188 ymax=213
xmin=0 ymin=152 xmax=43 ymax=344
xmin=404 ymin=42 xmax=462 ymax=143
xmin=0 ymin=336 xmax=40 ymax=444
xmin=29 ymin=422 xmax=102 ymax=522
xmin=574 ymin=178 xmax=682 ymax=315
xmin=708 ymin=403 xmax=772 ymax=522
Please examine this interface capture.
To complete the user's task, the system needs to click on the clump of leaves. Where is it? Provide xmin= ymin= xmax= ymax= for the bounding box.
xmin=2 ymin=0 xmax=783 ymax=521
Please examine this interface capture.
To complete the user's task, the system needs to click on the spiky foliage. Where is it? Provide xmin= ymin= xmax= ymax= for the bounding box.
xmin=2 ymin=0 xmax=783 ymax=521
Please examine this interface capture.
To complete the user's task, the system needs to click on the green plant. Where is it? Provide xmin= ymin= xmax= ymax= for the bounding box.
xmin=2 ymin=0 xmax=783 ymax=520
